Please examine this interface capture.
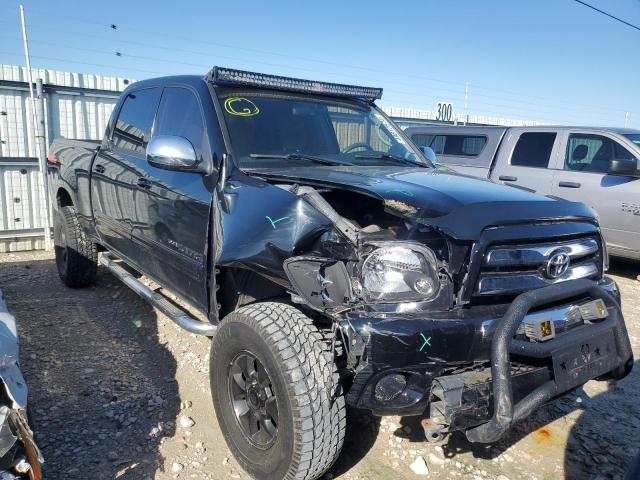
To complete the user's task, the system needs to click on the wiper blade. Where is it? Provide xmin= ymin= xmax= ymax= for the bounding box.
xmin=249 ymin=153 xmax=353 ymax=166
xmin=354 ymin=153 xmax=425 ymax=167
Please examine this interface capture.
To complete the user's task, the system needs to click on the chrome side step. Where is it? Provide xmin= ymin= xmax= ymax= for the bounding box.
xmin=99 ymin=253 xmax=217 ymax=336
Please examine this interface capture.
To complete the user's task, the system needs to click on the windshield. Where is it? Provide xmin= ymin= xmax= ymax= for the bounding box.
xmin=624 ymin=134 xmax=640 ymax=148
xmin=217 ymin=89 xmax=429 ymax=169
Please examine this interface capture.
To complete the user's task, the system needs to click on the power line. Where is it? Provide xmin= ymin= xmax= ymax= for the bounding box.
xmin=1 ymin=10 xmax=637 ymax=127
xmin=2 ymin=48 xmax=620 ymax=126
xmin=1 ymin=23 xmax=635 ymax=121
xmin=0 ymin=8 xmax=636 ymax=116
xmin=0 ymin=37 xmax=628 ymax=123
xmin=573 ymin=0 xmax=640 ymax=32
xmin=0 ymin=51 xmax=170 ymax=77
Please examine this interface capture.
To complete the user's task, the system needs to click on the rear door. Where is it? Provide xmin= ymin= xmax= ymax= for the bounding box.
xmin=92 ymin=87 xmax=161 ymax=260
xmin=552 ymin=130 xmax=640 ymax=258
xmin=129 ymin=85 xmax=215 ymax=310
xmin=490 ymin=129 xmax=561 ymax=194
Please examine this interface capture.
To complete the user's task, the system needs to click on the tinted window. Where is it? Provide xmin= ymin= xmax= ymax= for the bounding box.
xmin=624 ymin=134 xmax=640 ymax=148
xmin=113 ymin=88 xmax=161 ymax=155
xmin=565 ymin=133 xmax=635 ymax=173
xmin=511 ymin=132 xmax=556 ymax=168
xmin=154 ymin=87 xmax=206 ymax=155
xmin=411 ymin=134 xmax=487 ymax=156
xmin=218 ymin=90 xmax=424 ymax=168
xmin=411 ymin=134 xmax=436 ymax=149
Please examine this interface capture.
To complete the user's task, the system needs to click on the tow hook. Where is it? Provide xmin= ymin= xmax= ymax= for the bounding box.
xmin=421 ymin=418 xmax=446 ymax=443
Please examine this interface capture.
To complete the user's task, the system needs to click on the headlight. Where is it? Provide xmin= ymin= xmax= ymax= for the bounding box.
xmin=361 ymin=244 xmax=440 ymax=303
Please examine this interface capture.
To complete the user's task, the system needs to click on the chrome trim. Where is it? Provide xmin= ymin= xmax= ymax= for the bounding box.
xmin=477 ymin=263 xmax=599 ymax=295
xmin=146 ymin=135 xmax=197 ymax=169
xmin=481 ymin=299 xmax=609 ymax=338
xmin=515 ymin=304 xmax=582 ymax=336
xmin=484 ymin=238 xmax=598 ymax=267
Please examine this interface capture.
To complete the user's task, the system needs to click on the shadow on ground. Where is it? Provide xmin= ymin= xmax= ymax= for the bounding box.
xmin=0 ymin=256 xmax=179 ymax=479
xmin=608 ymin=257 xmax=640 ymax=281
xmin=564 ymin=360 xmax=640 ymax=480
xmin=392 ymin=344 xmax=639 ymax=478
xmin=328 ymin=407 xmax=381 ymax=477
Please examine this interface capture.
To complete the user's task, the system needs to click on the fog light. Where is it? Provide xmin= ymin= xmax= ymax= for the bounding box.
xmin=374 ymin=374 xmax=407 ymax=402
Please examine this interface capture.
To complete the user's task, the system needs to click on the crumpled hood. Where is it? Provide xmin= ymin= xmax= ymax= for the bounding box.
xmin=249 ymin=166 xmax=597 ymax=240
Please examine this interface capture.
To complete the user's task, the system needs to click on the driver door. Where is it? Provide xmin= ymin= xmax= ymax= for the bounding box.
xmin=129 ymin=85 xmax=216 ymax=311
xmin=552 ymin=130 xmax=640 ymax=257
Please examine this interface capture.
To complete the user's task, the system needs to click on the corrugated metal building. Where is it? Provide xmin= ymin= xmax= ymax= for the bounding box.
xmin=0 ymin=64 xmax=130 ymax=251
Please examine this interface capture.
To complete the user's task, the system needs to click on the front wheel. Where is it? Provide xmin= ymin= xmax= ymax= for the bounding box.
xmin=210 ymin=302 xmax=346 ymax=480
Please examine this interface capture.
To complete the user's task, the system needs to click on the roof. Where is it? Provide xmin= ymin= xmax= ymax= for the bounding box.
xmin=122 ymin=75 xmax=205 ymax=90
xmin=402 ymin=124 xmax=640 ymax=135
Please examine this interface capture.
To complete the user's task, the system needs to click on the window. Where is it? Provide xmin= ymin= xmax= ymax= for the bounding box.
xmin=565 ymin=134 xmax=635 ymax=173
xmin=218 ymin=89 xmax=424 ymax=168
xmin=411 ymin=134 xmax=436 ymax=150
xmin=327 ymin=105 xmax=396 ymax=154
xmin=511 ymin=132 xmax=556 ymax=168
xmin=411 ymin=134 xmax=487 ymax=157
xmin=112 ymin=88 xmax=161 ymax=155
xmin=154 ymin=87 xmax=206 ymax=155
xmin=624 ymin=133 xmax=640 ymax=148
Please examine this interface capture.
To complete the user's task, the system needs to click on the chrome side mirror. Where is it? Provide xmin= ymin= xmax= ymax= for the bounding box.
xmin=420 ymin=146 xmax=437 ymax=164
xmin=146 ymin=135 xmax=198 ymax=171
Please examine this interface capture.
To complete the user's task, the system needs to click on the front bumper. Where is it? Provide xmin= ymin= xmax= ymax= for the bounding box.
xmin=344 ymin=278 xmax=633 ymax=441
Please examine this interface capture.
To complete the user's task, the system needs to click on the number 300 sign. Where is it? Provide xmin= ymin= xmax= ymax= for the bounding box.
xmin=436 ymin=102 xmax=453 ymax=122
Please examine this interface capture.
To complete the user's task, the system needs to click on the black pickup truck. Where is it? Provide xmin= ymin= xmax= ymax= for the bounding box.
xmin=47 ymin=67 xmax=633 ymax=480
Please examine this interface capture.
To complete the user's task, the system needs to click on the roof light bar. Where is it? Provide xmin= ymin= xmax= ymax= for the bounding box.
xmin=205 ymin=66 xmax=383 ymax=101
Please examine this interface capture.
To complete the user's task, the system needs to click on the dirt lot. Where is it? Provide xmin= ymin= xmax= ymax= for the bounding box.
xmin=0 ymin=250 xmax=638 ymax=480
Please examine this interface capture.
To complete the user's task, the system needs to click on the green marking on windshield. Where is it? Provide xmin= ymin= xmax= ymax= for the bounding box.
xmin=419 ymin=333 xmax=432 ymax=351
xmin=386 ymin=189 xmax=414 ymax=197
xmin=266 ymin=215 xmax=289 ymax=229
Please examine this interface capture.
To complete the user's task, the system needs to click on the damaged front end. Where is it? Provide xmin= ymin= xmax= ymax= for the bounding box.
xmin=0 ymin=292 xmax=42 ymax=479
xmin=218 ymin=163 xmax=633 ymax=444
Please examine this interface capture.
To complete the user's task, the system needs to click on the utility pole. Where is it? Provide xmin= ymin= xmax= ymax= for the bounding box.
xmin=464 ymin=82 xmax=469 ymax=126
xmin=20 ymin=4 xmax=52 ymax=251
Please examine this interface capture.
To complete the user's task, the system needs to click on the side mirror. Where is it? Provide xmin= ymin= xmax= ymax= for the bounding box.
xmin=420 ymin=146 xmax=437 ymax=164
xmin=146 ymin=135 xmax=199 ymax=171
xmin=608 ymin=158 xmax=638 ymax=176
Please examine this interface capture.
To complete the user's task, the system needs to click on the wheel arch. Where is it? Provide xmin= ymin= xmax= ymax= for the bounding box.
xmin=56 ymin=187 xmax=74 ymax=208
xmin=216 ymin=266 xmax=289 ymax=320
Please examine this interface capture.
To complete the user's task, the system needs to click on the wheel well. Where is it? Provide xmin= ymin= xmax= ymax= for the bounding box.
xmin=56 ymin=188 xmax=73 ymax=207
xmin=216 ymin=267 xmax=288 ymax=319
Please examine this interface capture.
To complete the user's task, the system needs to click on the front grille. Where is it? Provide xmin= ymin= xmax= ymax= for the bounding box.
xmin=475 ymin=236 xmax=601 ymax=296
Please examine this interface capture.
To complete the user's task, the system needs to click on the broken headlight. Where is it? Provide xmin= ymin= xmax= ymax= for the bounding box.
xmin=360 ymin=243 xmax=440 ymax=303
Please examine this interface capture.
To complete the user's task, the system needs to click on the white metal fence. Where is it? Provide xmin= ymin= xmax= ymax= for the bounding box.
xmin=0 ymin=64 xmax=129 ymax=252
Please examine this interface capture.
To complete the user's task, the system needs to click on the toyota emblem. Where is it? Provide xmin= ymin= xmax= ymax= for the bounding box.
xmin=546 ymin=251 xmax=570 ymax=279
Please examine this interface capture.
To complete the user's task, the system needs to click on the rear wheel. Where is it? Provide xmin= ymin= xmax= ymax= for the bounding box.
xmin=53 ymin=206 xmax=97 ymax=287
xmin=210 ymin=302 xmax=346 ymax=480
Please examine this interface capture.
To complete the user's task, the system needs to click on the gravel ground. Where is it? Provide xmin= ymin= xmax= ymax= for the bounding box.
xmin=0 ymin=250 xmax=638 ymax=480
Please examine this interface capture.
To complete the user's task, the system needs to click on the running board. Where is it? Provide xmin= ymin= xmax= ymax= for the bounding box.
xmin=99 ymin=253 xmax=217 ymax=336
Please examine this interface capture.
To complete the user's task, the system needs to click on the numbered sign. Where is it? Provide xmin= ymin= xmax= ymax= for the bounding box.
xmin=436 ymin=102 xmax=453 ymax=122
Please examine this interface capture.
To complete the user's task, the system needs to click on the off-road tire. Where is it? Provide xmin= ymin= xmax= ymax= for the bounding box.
xmin=53 ymin=206 xmax=97 ymax=287
xmin=210 ymin=302 xmax=346 ymax=480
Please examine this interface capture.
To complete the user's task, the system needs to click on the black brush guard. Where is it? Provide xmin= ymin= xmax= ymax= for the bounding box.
xmin=465 ymin=278 xmax=633 ymax=443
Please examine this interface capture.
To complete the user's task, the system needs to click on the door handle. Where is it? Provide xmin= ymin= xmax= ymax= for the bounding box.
xmin=94 ymin=164 xmax=105 ymax=174
xmin=499 ymin=175 xmax=517 ymax=182
xmin=137 ymin=177 xmax=152 ymax=189
xmin=558 ymin=181 xmax=581 ymax=188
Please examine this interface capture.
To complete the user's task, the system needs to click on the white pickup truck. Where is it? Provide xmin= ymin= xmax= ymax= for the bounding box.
xmin=405 ymin=125 xmax=640 ymax=260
